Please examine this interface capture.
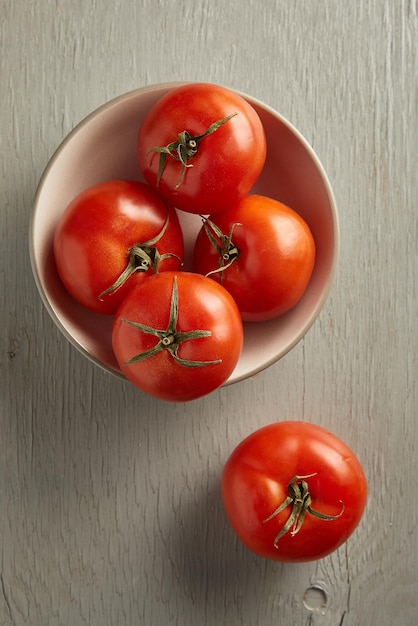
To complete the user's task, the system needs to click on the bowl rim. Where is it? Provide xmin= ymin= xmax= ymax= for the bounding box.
xmin=29 ymin=82 xmax=339 ymax=385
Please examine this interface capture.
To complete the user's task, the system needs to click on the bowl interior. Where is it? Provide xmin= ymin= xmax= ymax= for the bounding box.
xmin=30 ymin=83 xmax=338 ymax=385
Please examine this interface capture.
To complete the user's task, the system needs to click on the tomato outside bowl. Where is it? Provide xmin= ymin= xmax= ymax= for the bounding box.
xmin=29 ymin=82 xmax=339 ymax=387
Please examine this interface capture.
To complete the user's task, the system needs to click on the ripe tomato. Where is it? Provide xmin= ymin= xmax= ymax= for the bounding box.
xmin=53 ymin=180 xmax=184 ymax=315
xmin=112 ymin=271 xmax=243 ymax=402
xmin=137 ymin=83 xmax=266 ymax=215
xmin=222 ymin=421 xmax=367 ymax=562
xmin=193 ymin=194 xmax=316 ymax=321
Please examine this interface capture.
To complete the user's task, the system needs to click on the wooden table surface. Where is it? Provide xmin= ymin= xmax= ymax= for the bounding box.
xmin=1 ymin=1 xmax=417 ymax=624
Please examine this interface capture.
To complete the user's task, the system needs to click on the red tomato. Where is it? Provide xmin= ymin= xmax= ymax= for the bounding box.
xmin=112 ymin=271 xmax=244 ymax=402
xmin=53 ymin=180 xmax=184 ymax=315
xmin=137 ymin=83 xmax=266 ymax=214
xmin=193 ymin=194 xmax=316 ymax=321
xmin=222 ymin=421 xmax=367 ymax=562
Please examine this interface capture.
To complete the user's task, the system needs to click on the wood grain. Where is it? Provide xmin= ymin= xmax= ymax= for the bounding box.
xmin=1 ymin=0 xmax=417 ymax=624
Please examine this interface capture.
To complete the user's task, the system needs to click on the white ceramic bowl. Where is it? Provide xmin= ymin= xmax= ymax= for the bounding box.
xmin=29 ymin=83 xmax=339 ymax=386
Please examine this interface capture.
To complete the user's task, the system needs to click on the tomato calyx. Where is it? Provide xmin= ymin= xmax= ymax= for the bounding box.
xmin=147 ymin=112 xmax=238 ymax=189
xmin=98 ymin=210 xmax=181 ymax=301
xmin=263 ymin=474 xmax=345 ymax=548
xmin=200 ymin=217 xmax=242 ymax=282
xmin=121 ymin=275 xmax=222 ymax=368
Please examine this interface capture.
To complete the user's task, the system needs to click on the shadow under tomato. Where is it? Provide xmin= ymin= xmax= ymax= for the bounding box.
xmin=165 ymin=470 xmax=295 ymax=624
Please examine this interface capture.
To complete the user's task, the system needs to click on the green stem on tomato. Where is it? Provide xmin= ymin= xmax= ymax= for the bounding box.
xmin=200 ymin=217 xmax=241 ymax=283
xmin=98 ymin=209 xmax=181 ymax=301
xmin=122 ymin=275 xmax=222 ymax=368
xmin=147 ymin=112 xmax=238 ymax=189
xmin=263 ymin=473 xmax=345 ymax=548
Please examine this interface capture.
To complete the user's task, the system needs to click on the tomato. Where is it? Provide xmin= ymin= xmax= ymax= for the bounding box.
xmin=53 ymin=180 xmax=184 ymax=315
xmin=112 ymin=271 xmax=243 ymax=402
xmin=137 ymin=83 xmax=266 ymax=215
xmin=193 ymin=194 xmax=316 ymax=321
xmin=221 ymin=421 xmax=367 ymax=562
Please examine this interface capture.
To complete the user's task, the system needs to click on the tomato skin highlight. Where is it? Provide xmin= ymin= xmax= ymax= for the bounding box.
xmin=193 ymin=195 xmax=316 ymax=321
xmin=112 ymin=271 xmax=244 ymax=402
xmin=221 ymin=421 xmax=367 ymax=562
xmin=137 ymin=83 xmax=267 ymax=215
xmin=53 ymin=180 xmax=184 ymax=315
